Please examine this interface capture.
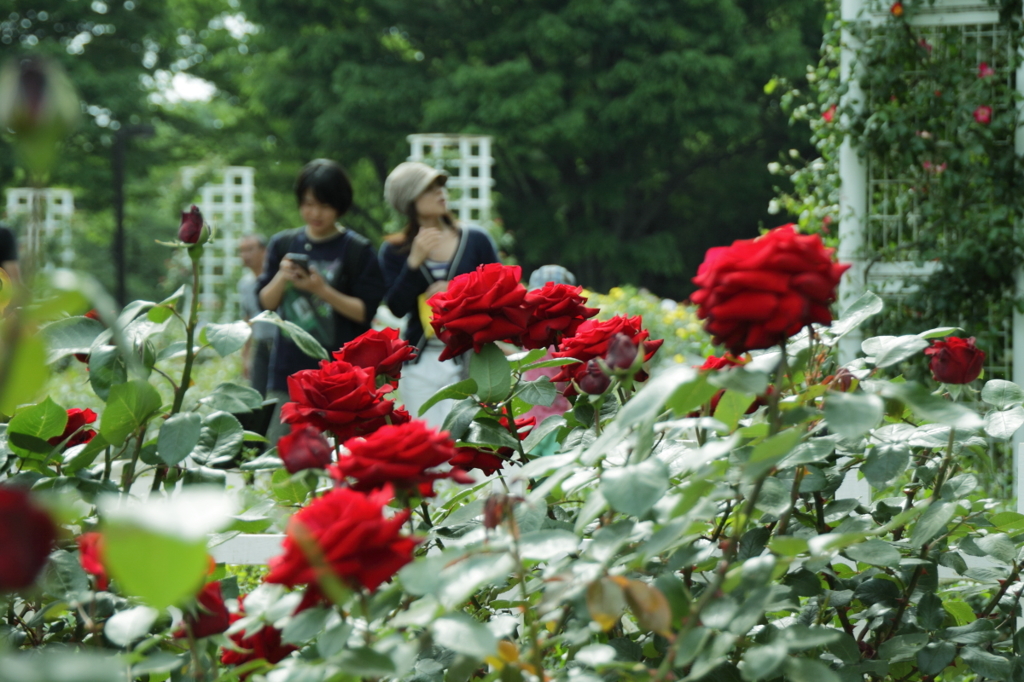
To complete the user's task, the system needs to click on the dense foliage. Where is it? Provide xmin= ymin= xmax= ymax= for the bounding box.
xmin=3 ymin=220 xmax=1024 ymax=682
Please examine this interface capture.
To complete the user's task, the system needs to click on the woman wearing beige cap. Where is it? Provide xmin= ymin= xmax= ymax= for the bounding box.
xmin=379 ymin=161 xmax=499 ymax=427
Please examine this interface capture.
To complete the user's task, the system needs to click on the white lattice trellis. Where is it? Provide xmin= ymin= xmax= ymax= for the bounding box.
xmin=838 ymin=0 xmax=1024 ymax=511
xmin=407 ymin=134 xmax=494 ymax=225
xmin=180 ymin=167 xmax=256 ymax=323
xmin=4 ymin=188 xmax=75 ymax=269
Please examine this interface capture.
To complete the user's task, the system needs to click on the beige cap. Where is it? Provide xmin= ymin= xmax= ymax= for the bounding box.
xmin=383 ymin=161 xmax=448 ymax=214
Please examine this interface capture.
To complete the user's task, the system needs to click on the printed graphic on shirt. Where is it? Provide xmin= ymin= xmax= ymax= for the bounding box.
xmin=279 ymin=257 xmax=341 ymax=347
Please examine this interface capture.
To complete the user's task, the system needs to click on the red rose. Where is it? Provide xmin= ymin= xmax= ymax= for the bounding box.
xmin=429 ymin=263 xmax=530 ymax=361
xmin=0 ymin=486 xmax=56 ymax=591
xmin=280 ymin=359 xmax=399 ymax=442
xmin=973 ymin=105 xmax=992 ymax=125
xmin=265 ymin=485 xmax=417 ymax=592
xmin=551 ymin=315 xmax=663 ymax=391
xmin=822 ymin=105 xmax=836 ymax=123
xmin=697 ymin=354 xmax=746 ymax=371
xmin=178 ymin=205 xmax=204 ymax=244
xmin=77 ymin=532 xmax=108 ymax=591
xmin=890 ymin=1 xmax=903 ymax=16
xmin=328 ymin=420 xmax=471 ymax=496
xmin=332 ymin=328 xmax=417 ymax=386
xmin=178 ymin=581 xmax=231 ymax=639
xmin=277 ymin=426 xmax=333 ymax=474
xmin=450 ymin=447 xmax=507 ymax=476
xmin=690 ymin=225 xmax=850 ymax=355
xmin=978 ymin=62 xmax=995 ymax=79
xmin=578 ymin=359 xmax=611 ymax=395
xmin=519 ymin=283 xmax=599 ymax=350
xmin=48 ymin=408 xmax=98 ymax=449
xmin=925 ymin=336 xmax=985 ymax=384
xmin=220 ymin=597 xmax=297 ymax=674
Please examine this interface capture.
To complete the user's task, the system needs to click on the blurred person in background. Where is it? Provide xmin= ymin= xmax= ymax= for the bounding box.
xmin=237 ymin=233 xmax=274 ymax=397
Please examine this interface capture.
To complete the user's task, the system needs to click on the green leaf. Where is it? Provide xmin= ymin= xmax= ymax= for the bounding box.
xmin=981 ymin=379 xmax=1024 ymax=408
xmin=741 ymin=642 xmax=788 ymax=681
xmin=878 ymin=382 xmax=984 ymax=430
xmin=104 ymin=606 xmax=159 ymax=647
xmin=87 ymin=346 xmax=127 ymax=402
xmin=41 ymin=549 xmax=89 ymax=602
xmin=917 ymin=327 xmax=960 ymax=340
xmin=782 ymin=657 xmax=840 ymax=682
xmin=251 ymin=310 xmax=328 ymax=360
xmin=469 ymin=342 xmax=511 ymax=403
xmin=708 ymin=367 xmax=770 ymax=395
xmin=862 ymin=335 xmax=929 ymax=368
xmin=102 ymin=524 xmax=209 ymax=609
xmin=335 ymin=647 xmax=397 ymax=677
xmin=911 ymin=500 xmax=957 ymax=547
xmin=100 ymin=380 xmax=162 ymax=447
xmin=200 ymin=382 xmax=264 ymax=414
xmin=39 ymin=316 xmax=104 ymax=363
xmin=942 ymin=619 xmax=996 ymax=644
xmin=200 ymin=321 xmax=251 ymax=357
xmin=600 ymin=457 xmax=670 ymax=517
xmin=518 ymin=530 xmax=579 ymax=560
xmin=8 ymin=397 xmax=67 ymax=458
xmin=463 ymin=419 xmax=521 ymax=451
xmin=862 ymin=445 xmax=910 ymax=489
xmin=157 ymin=413 xmax=202 ymax=466
xmin=745 ymin=428 xmax=803 ymax=480
xmin=985 ymin=405 xmax=1024 ymax=440
xmin=282 ymin=606 xmax=330 ymax=645
xmin=191 ymin=412 xmax=244 ymax=466
xmin=830 ymin=291 xmax=883 ymax=339
xmin=665 ymin=372 xmax=719 ymax=415
xmin=420 ymin=379 xmax=479 ymax=417
xmin=0 ymin=334 xmax=49 ymax=415
xmin=271 ymin=468 xmax=313 ymax=505
xmin=845 ymin=539 xmax=901 ymax=567
xmin=917 ymin=642 xmax=956 ymax=676
xmin=713 ymin=390 xmax=756 ymax=430
xmin=976 ymin=533 xmax=1016 ymax=564
xmin=517 ymin=376 xmax=556 ymax=407
xmin=916 ymin=591 xmax=945 ymax=631
xmin=961 ymin=647 xmax=1011 ymax=680
xmin=824 ymin=392 xmax=883 ymax=440
xmin=522 ymin=415 xmax=565 ymax=453
xmin=431 ymin=612 xmax=498 ymax=659
xmin=877 ymin=633 xmax=928 ymax=663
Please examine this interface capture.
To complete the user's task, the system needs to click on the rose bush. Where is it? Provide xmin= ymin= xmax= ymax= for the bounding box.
xmin=5 ymin=214 xmax=1024 ymax=682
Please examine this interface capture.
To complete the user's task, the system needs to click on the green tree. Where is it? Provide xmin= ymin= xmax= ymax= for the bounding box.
xmin=201 ymin=0 xmax=824 ymax=296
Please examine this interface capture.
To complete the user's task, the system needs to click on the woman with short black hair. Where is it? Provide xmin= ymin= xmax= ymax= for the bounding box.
xmin=258 ymin=159 xmax=386 ymax=440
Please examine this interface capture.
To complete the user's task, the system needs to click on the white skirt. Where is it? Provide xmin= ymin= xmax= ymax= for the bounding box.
xmin=397 ymin=342 xmax=467 ymax=429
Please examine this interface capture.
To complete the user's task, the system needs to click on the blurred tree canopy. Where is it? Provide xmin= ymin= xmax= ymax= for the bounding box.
xmin=0 ymin=0 xmax=823 ymax=301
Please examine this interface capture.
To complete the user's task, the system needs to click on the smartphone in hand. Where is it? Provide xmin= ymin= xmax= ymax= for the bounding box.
xmin=284 ymin=253 xmax=310 ymax=273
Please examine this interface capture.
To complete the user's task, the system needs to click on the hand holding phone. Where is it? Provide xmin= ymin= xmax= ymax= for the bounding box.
xmin=284 ymin=253 xmax=310 ymax=273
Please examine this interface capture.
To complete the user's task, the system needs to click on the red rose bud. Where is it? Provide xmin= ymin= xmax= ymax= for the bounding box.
xmin=0 ymin=486 xmax=57 ymax=592
xmin=264 ymin=485 xmax=417 ymax=592
xmin=973 ymin=105 xmax=992 ymax=125
xmin=831 ymin=368 xmax=855 ymax=392
xmin=890 ymin=1 xmax=903 ymax=16
xmin=179 ymin=581 xmax=231 ymax=639
xmin=578 ymin=359 xmax=611 ymax=395
xmin=77 ymin=532 xmax=109 ymax=591
xmin=690 ymin=225 xmax=850 ymax=355
xmin=277 ymin=426 xmax=333 ymax=474
xmin=178 ymin=205 xmax=205 ymax=244
xmin=48 ymin=408 xmax=98 ymax=450
xmin=605 ymin=333 xmax=639 ymax=371
xmin=925 ymin=336 xmax=985 ymax=384
xmin=978 ymin=62 xmax=995 ymax=79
